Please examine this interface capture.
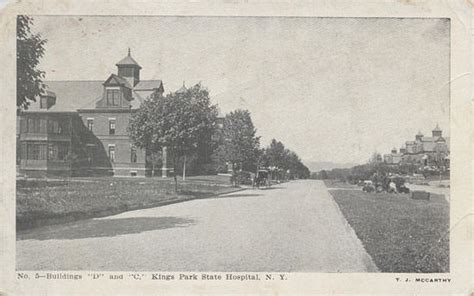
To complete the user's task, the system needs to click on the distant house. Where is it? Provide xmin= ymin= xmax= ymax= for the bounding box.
xmin=383 ymin=148 xmax=402 ymax=165
xmin=384 ymin=125 xmax=450 ymax=168
xmin=17 ymin=50 xmax=164 ymax=177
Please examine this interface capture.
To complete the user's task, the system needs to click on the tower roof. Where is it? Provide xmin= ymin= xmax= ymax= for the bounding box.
xmin=416 ymin=131 xmax=424 ymax=136
xmin=176 ymin=81 xmax=187 ymax=93
xmin=116 ymin=48 xmax=142 ymax=69
xmin=433 ymin=124 xmax=441 ymax=132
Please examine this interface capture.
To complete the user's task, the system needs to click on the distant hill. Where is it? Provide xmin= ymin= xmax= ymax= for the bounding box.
xmin=304 ymin=161 xmax=359 ymax=172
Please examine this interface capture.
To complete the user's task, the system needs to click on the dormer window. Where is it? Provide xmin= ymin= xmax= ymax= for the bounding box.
xmin=106 ymin=88 xmax=121 ymax=106
xmin=40 ymin=97 xmax=48 ymax=109
xmin=38 ymin=90 xmax=56 ymax=109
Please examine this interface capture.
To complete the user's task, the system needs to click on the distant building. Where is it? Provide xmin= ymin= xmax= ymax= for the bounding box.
xmin=383 ymin=124 xmax=450 ymax=168
xmin=383 ymin=147 xmax=402 ymax=165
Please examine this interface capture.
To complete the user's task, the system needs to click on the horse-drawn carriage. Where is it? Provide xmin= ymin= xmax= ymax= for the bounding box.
xmin=253 ymin=169 xmax=271 ymax=189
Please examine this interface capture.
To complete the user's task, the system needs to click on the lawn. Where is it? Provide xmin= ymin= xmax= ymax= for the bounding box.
xmin=323 ymin=179 xmax=357 ymax=189
xmin=17 ymin=177 xmax=239 ymax=231
xmin=329 ymin=189 xmax=449 ymax=273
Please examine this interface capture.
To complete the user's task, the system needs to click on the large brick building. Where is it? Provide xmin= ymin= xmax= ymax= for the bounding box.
xmin=17 ymin=50 xmax=164 ymax=177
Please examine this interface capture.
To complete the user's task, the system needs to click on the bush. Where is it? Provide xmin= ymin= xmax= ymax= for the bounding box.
xmin=231 ymin=170 xmax=253 ymax=186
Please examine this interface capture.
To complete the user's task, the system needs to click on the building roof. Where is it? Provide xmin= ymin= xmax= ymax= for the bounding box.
xmin=40 ymin=89 xmax=56 ymax=97
xmin=104 ymin=74 xmax=132 ymax=88
xmin=25 ymin=78 xmax=161 ymax=112
xmin=116 ymin=50 xmax=142 ymax=69
xmin=134 ymin=80 xmax=163 ymax=91
xmin=432 ymin=124 xmax=442 ymax=132
xmin=26 ymin=81 xmax=104 ymax=112
xmin=416 ymin=131 xmax=424 ymax=136
xmin=406 ymin=141 xmax=416 ymax=145
xmin=421 ymin=137 xmax=437 ymax=142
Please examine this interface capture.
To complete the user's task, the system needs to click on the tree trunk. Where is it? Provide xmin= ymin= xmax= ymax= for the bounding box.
xmin=231 ymin=162 xmax=236 ymax=187
xmin=173 ymin=154 xmax=178 ymax=193
xmin=151 ymin=158 xmax=155 ymax=177
xmin=182 ymin=154 xmax=186 ymax=181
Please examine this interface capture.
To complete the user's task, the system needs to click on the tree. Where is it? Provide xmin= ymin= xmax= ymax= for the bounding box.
xmin=262 ymin=139 xmax=310 ymax=180
xmin=17 ymin=15 xmax=47 ymax=111
xmin=265 ymin=139 xmax=288 ymax=170
xmin=129 ymin=83 xmax=217 ymax=191
xmin=216 ymin=109 xmax=261 ymax=185
xmin=319 ymin=170 xmax=328 ymax=179
xmin=368 ymin=152 xmax=382 ymax=164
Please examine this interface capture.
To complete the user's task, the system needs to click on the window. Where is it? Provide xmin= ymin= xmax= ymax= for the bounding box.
xmin=53 ymin=120 xmax=59 ymax=134
xmin=39 ymin=119 xmax=47 ymax=133
xmin=20 ymin=119 xmax=27 ymax=133
xmin=48 ymin=144 xmax=54 ymax=159
xmin=24 ymin=117 xmax=48 ymax=133
xmin=40 ymin=97 xmax=48 ymax=109
xmin=131 ymin=147 xmax=137 ymax=163
xmin=26 ymin=143 xmax=47 ymax=160
xmin=27 ymin=144 xmax=39 ymax=160
xmin=109 ymin=119 xmax=116 ymax=135
xmin=118 ymin=67 xmax=134 ymax=77
xmin=86 ymin=145 xmax=95 ymax=164
xmin=27 ymin=118 xmax=40 ymax=133
xmin=47 ymin=119 xmax=60 ymax=134
xmin=59 ymin=119 xmax=69 ymax=134
xmin=57 ymin=143 xmax=69 ymax=160
xmin=21 ymin=143 xmax=27 ymax=161
xmin=47 ymin=143 xmax=69 ymax=161
xmin=108 ymin=146 xmax=115 ymax=162
xmin=106 ymin=89 xmax=120 ymax=106
xmin=87 ymin=119 xmax=94 ymax=132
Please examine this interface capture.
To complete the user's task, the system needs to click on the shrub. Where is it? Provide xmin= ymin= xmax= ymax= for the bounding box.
xmin=231 ymin=170 xmax=253 ymax=186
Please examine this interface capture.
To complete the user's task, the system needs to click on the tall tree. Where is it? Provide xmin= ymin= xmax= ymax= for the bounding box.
xmin=17 ymin=15 xmax=47 ymax=111
xmin=263 ymin=139 xmax=310 ymax=180
xmin=216 ymin=109 xmax=260 ymax=185
xmin=128 ymin=83 xmax=217 ymax=191
xmin=265 ymin=139 xmax=288 ymax=170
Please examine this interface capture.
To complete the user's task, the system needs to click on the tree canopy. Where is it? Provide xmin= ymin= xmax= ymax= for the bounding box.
xmin=17 ymin=15 xmax=47 ymax=111
xmin=262 ymin=139 xmax=310 ymax=179
xmin=215 ymin=109 xmax=261 ymax=174
xmin=129 ymin=83 xmax=217 ymax=189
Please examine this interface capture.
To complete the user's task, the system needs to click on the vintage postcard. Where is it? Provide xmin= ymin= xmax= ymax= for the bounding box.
xmin=0 ymin=0 xmax=472 ymax=295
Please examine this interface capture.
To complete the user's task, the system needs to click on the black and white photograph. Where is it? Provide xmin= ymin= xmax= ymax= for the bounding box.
xmin=13 ymin=14 xmax=453 ymax=274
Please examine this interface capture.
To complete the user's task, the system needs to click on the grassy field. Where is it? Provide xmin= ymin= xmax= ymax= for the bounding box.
xmin=17 ymin=176 xmax=238 ymax=231
xmin=329 ymin=188 xmax=449 ymax=273
xmin=323 ymin=179 xmax=358 ymax=188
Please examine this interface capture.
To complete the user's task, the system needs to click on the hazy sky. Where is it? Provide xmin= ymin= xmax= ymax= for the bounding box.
xmin=32 ymin=16 xmax=450 ymax=165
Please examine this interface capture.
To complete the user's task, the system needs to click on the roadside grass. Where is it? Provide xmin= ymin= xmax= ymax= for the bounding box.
xmin=329 ymin=189 xmax=449 ymax=273
xmin=17 ymin=177 xmax=239 ymax=231
xmin=323 ymin=179 xmax=357 ymax=189
xmin=184 ymin=174 xmax=231 ymax=185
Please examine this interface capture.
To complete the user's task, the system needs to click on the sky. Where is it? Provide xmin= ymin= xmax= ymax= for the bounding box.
xmin=31 ymin=16 xmax=450 ymax=165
